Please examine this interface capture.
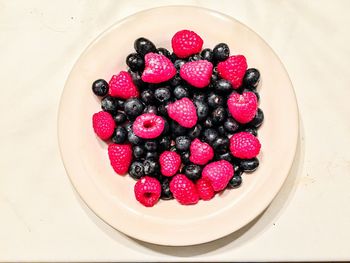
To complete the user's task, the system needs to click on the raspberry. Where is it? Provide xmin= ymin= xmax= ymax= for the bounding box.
xmin=170 ymin=174 xmax=199 ymax=205
xmin=217 ymin=55 xmax=247 ymax=88
xmin=108 ymin=71 xmax=139 ymax=99
xmin=227 ymin=91 xmax=258 ymax=124
xmin=132 ymin=113 xmax=165 ymax=139
xmin=108 ymin=143 xmax=132 ymax=175
xmin=141 ymin=53 xmax=176 ymax=83
xmin=196 ymin=177 xmax=215 ymax=201
xmin=92 ymin=111 xmax=115 ymax=140
xmin=180 ymin=60 xmax=213 ymax=88
xmin=134 ymin=176 xmax=161 ymax=207
xmin=189 ymin=138 xmax=214 ymax=165
xmin=167 ymin=98 xmax=198 ymax=128
xmin=229 ymin=132 xmax=261 ymax=159
xmin=171 ymin=30 xmax=203 ymax=58
xmin=202 ymin=160 xmax=234 ymax=191
xmin=159 ymin=151 xmax=181 ymax=177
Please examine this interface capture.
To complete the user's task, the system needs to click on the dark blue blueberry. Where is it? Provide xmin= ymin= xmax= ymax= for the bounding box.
xmin=124 ymin=98 xmax=144 ymax=120
xmin=92 ymin=79 xmax=109 ymax=96
xmin=200 ymin=48 xmax=213 ymax=62
xmin=126 ymin=53 xmax=144 ymax=72
xmin=239 ymin=158 xmax=259 ymax=172
xmin=134 ymin=37 xmax=156 ymax=56
xmin=112 ymin=126 xmax=127 ymax=144
xmin=243 ymin=68 xmax=260 ymax=88
xmin=101 ymin=96 xmax=118 ymax=113
xmin=183 ymin=164 xmax=202 ymax=181
xmin=175 ymin=136 xmax=191 ymax=152
xmin=129 ymin=161 xmax=145 ymax=180
xmin=213 ymin=43 xmax=230 ymax=62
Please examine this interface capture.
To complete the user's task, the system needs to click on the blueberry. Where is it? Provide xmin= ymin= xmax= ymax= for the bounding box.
xmin=155 ymin=87 xmax=171 ymax=104
xmin=243 ymin=68 xmax=260 ymax=88
xmin=134 ymin=37 xmax=156 ymax=56
xmin=239 ymin=158 xmax=259 ymax=172
xmin=113 ymin=112 xmax=127 ymax=125
xmin=129 ymin=71 xmax=146 ymax=88
xmin=248 ymin=108 xmax=264 ymax=128
xmin=170 ymin=52 xmax=179 ymax=62
xmin=215 ymin=79 xmax=232 ymax=94
xmin=112 ymin=126 xmax=127 ymax=144
xmin=188 ymin=124 xmax=202 ymax=139
xmin=157 ymin=47 xmax=171 ymax=58
xmin=143 ymin=105 xmax=158 ymax=114
xmin=171 ymin=121 xmax=188 ymax=137
xmin=144 ymin=140 xmax=157 ymax=151
xmin=159 ymin=136 xmax=171 ymax=151
xmin=188 ymin=54 xmax=202 ymax=62
xmin=174 ymin=59 xmax=186 ymax=70
xmin=212 ymin=137 xmax=229 ymax=154
xmin=160 ymin=177 xmax=173 ymax=200
xmin=128 ymin=130 xmax=143 ymax=145
xmin=211 ymin=72 xmax=219 ymax=83
xmin=157 ymin=104 xmax=168 ymax=117
xmin=133 ymin=145 xmax=145 ymax=160
xmin=216 ymin=152 xmax=234 ymax=162
xmin=175 ymin=136 xmax=191 ymax=152
xmin=115 ymin=99 xmax=125 ymax=110
xmin=194 ymin=100 xmax=209 ymax=121
xmin=207 ymin=92 xmax=224 ymax=108
xmin=124 ymin=98 xmax=144 ymax=119
xmin=217 ymin=125 xmax=226 ymax=136
xmin=143 ymin=159 xmax=159 ymax=175
xmin=126 ymin=53 xmax=144 ymax=72
xmin=203 ymin=117 xmax=214 ymax=128
xmin=227 ymin=175 xmax=242 ymax=188
xmin=92 ymin=79 xmax=109 ymax=96
xmin=183 ymin=164 xmax=202 ymax=181
xmin=129 ymin=161 xmax=145 ymax=180
xmin=213 ymin=43 xmax=230 ymax=62
xmin=173 ymin=85 xmax=189 ymax=99
xmin=101 ymin=96 xmax=118 ymax=113
xmin=125 ymin=123 xmax=132 ymax=132
xmin=162 ymin=119 xmax=170 ymax=135
xmin=180 ymin=151 xmax=191 ymax=165
xmin=211 ymin=106 xmax=226 ymax=124
xmin=234 ymin=165 xmax=243 ymax=177
xmin=201 ymin=48 xmax=213 ymax=62
xmin=140 ymin=89 xmax=155 ymax=105
xmin=169 ymin=74 xmax=183 ymax=87
xmin=193 ymin=92 xmax=207 ymax=102
xmin=202 ymin=128 xmax=219 ymax=145
xmin=145 ymin=151 xmax=159 ymax=160
xmin=224 ymin=118 xmax=240 ymax=133
xmin=244 ymin=127 xmax=258 ymax=136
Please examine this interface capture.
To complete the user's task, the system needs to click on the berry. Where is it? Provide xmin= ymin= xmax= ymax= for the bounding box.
xmin=173 ymin=85 xmax=189 ymax=99
xmin=109 ymin=71 xmax=139 ymax=99
xmin=112 ymin=126 xmax=127 ymax=144
xmin=143 ymin=159 xmax=160 ymax=176
xmin=129 ymin=161 xmax=145 ymax=180
xmin=211 ymin=106 xmax=226 ymax=124
xmin=183 ymin=164 xmax=202 ymax=181
xmin=171 ymin=121 xmax=188 ymax=137
xmin=108 ymin=143 xmax=132 ymax=175
xmin=207 ymin=92 xmax=224 ymax=108
xmin=160 ymin=177 xmax=173 ymax=200
xmin=134 ymin=37 xmax=157 ymax=56
xmin=128 ymin=130 xmax=143 ymax=145
xmin=180 ymin=60 xmax=213 ymax=88
xmin=169 ymin=74 xmax=182 ymax=87
xmin=212 ymin=137 xmax=230 ymax=154
xmin=224 ymin=118 xmax=240 ymax=133
xmin=142 ymin=53 xmax=176 ymax=83
xmin=129 ymin=70 xmax=146 ymax=88
xmin=189 ymin=138 xmax=214 ymax=165
xmin=217 ymin=55 xmax=247 ymax=88
xmin=113 ymin=112 xmax=127 ymax=125
xmin=201 ymin=48 xmax=213 ymax=62
xmin=196 ymin=177 xmax=215 ymax=200
xmin=194 ymin=100 xmax=209 ymax=121
xmin=92 ymin=79 xmax=109 ymax=96
xmin=132 ymin=113 xmax=165 ymax=139
xmin=157 ymin=47 xmax=171 ymax=58
xmin=134 ymin=176 xmax=161 ymax=207
xmin=227 ymin=175 xmax=242 ymax=188
xmin=144 ymin=140 xmax=158 ymax=151
xmin=159 ymin=136 xmax=171 ymax=151
xmin=145 ymin=151 xmax=158 ymax=160
xmin=244 ymin=127 xmax=258 ymax=136
xmin=133 ymin=145 xmax=145 ymax=160
xmin=170 ymin=174 xmax=199 ymax=205
xmin=202 ymin=160 xmax=234 ymax=191
xmin=188 ymin=124 xmax=202 ymax=139
xmin=140 ymin=89 xmax=155 ymax=105
xmin=227 ymin=91 xmax=258 ymax=124
xmin=167 ymin=98 xmax=198 ymax=128
xmin=180 ymin=151 xmax=191 ymax=165
xmin=213 ymin=43 xmax=230 ymax=62
xmin=92 ymin=111 xmax=115 ymax=140
xmin=247 ymin=108 xmax=264 ymax=128
xmin=154 ymin=87 xmax=171 ymax=103
xmin=239 ymin=157 xmax=259 ymax=172
xmin=243 ymin=68 xmax=260 ymax=88
xmin=171 ymin=30 xmax=203 ymax=58
xmin=126 ymin=53 xmax=144 ymax=72
xmin=101 ymin=96 xmax=118 ymax=113
xmin=215 ymin=79 xmax=232 ymax=94
xmin=230 ymin=132 xmax=261 ymax=159
xmin=157 ymin=104 xmax=168 ymax=116
xmin=174 ymin=59 xmax=186 ymax=70
xmin=188 ymin=54 xmax=202 ymax=62
xmin=203 ymin=117 xmax=214 ymax=128
xmin=159 ymin=151 xmax=181 ymax=177
xmin=143 ymin=105 xmax=158 ymax=115
xmin=216 ymin=152 xmax=234 ymax=163
xmin=175 ymin=136 xmax=191 ymax=152
xmin=234 ymin=165 xmax=243 ymax=177
xmin=124 ymin=98 xmax=145 ymax=120
xmin=202 ymin=128 xmax=219 ymax=145
xmin=217 ymin=125 xmax=226 ymax=136
xmin=193 ymin=92 xmax=207 ymax=102
xmin=115 ymin=99 xmax=125 ymax=110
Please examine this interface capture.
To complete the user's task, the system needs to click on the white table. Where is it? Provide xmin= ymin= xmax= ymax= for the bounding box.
xmin=1 ymin=0 xmax=350 ymax=261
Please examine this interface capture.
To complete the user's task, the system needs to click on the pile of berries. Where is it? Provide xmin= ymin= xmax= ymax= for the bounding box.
xmin=92 ymin=30 xmax=263 ymax=207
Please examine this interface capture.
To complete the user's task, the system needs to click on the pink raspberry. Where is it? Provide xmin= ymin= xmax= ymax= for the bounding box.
xmin=230 ymin=132 xmax=261 ymax=159
xmin=180 ymin=60 xmax=213 ymax=88
xmin=141 ymin=53 xmax=176 ymax=83
xmin=217 ymin=55 xmax=247 ymax=88
xmin=171 ymin=30 xmax=203 ymax=58
xmin=189 ymin=138 xmax=214 ymax=165
xmin=167 ymin=98 xmax=197 ymax=128
xmin=159 ymin=151 xmax=181 ymax=177
xmin=196 ymin=177 xmax=215 ymax=201
xmin=227 ymin=91 xmax=258 ymax=124
xmin=132 ymin=113 xmax=165 ymax=139
xmin=108 ymin=143 xmax=132 ymax=175
xmin=202 ymin=160 xmax=234 ymax=191
xmin=170 ymin=174 xmax=199 ymax=205
xmin=92 ymin=111 xmax=115 ymax=140
xmin=108 ymin=71 xmax=139 ymax=99
xmin=134 ymin=176 xmax=161 ymax=207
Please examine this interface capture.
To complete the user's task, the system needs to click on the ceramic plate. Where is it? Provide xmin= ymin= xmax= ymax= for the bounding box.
xmin=58 ymin=6 xmax=299 ymax=246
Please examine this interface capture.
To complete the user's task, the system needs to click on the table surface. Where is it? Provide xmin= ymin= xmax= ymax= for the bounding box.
xmin=1 ymin=0 xmax=350 ymax=261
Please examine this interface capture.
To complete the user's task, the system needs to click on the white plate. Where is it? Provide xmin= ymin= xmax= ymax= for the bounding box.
xmin=58 ymin=6 xmax=299 ymax=246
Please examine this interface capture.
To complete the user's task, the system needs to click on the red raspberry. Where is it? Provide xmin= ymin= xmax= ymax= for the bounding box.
xmin=108 ymin=143 xmax=132 ymax=175
xmin=108 ymin=71 xmax=139 ymax=99
xmin=132 ymin=113 xmax=165 ymax=139
xmin=217 ymin=55 xmax=247 ymax=88
xmin=92 ymin=111 xmax=115 ymax=140
xmin=167 ymin=98 xmax=197 ymax=128
xmin=141 ymin=53 xmax=176 ymax=83
xmin=189 ymin=138 xmax=214 ymax=165
xmin=227 ymin=91 xmax=258 ymax=123
xmin=230 ymin=132 xmax=261 ymax=159
xmin=170 ymin=174 xmax=199 ymax=205
xmin=202 ymin=160 xmax=234 ymax=191
xmin=159 ymin=151 xmax=181 ymax=177
xmin=180 ymin=60 xmax=213 ymax=88
xmin=134 ymin=176 xmax=161 ymax=207
xmin=196 ymin=177 xmax=215 ymax=201
xmin=171 ymin=30 xmax=203 ymax=58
